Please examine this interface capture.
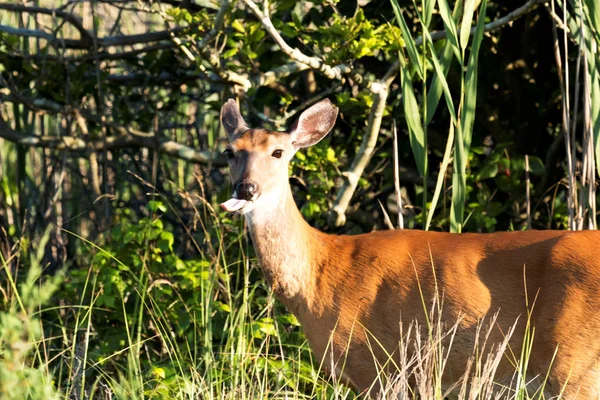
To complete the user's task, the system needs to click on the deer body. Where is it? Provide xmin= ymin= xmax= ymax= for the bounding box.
xmin=220 ymin=99 xmax=600 ymax=398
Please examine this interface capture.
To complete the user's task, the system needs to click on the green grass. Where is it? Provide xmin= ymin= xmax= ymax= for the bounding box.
xmin=0 ymin=205 xmax=561 ymax=399
xmin=0 ymin=200 xmax=358 ymax=399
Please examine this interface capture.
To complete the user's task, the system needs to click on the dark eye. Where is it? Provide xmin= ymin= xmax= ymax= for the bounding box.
xmin=272 ymin=149 xmax=283 ymax=159
xmin=223 ymin=149 xmax=235 ymax=159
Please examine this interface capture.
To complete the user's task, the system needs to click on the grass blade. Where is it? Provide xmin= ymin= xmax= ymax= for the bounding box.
xmin=583 ymin=0 xmax=600 ymax=43
xmin=425 ymin=121 xmax=455 ymax=231
xmin=460 ymin=0 xmax=487 ymax=152
xmin=401 ymin=64 xmax=428 ymax=179
xmin=460 ymin=0 xmax=476 ymax=50
xmin=422 ymin=0 xmax=436 ymax=28
xmin=437 ymin=0 xmax=463 ymax=63
xmin=425 ymin=41 xmax=454 ymax=126
xmin=391 ymin=0 xmax=424 ymax=79
xmin=424 ymin=34 xmax=457 ymax=124
xmin=425 ymin=0 xmax=462 ymax=125
xmin=591 ymin=51 xmax=600 ymax=177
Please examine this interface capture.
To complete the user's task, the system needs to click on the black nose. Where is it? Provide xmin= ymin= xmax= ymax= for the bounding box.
xmin=236 ymin=182 xmax=257 ymax=200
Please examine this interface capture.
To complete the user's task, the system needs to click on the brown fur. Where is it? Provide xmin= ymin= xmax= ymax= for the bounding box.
xmin=221 ymin=99 xmax=600 ymax=398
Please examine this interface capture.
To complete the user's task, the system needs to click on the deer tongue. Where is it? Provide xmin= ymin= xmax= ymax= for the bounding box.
xmin=220 ymin=198 xmax=248 ymax=212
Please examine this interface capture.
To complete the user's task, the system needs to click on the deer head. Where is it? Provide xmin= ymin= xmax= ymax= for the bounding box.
xmin=220 ymin=99 xmax=338 ymax=214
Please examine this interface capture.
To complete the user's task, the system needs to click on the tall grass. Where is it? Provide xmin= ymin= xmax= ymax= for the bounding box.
xmin=391 ymin=0 xmax=488 ymax=233
xmin=1 ymin=205 xmax=560 ymax=399
xmin=0 ymin=193 xmax=358 ymax=399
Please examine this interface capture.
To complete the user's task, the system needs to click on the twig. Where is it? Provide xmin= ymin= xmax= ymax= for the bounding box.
xmin=329 ymin=80 xmax=390 ymax=226
xmin=253 ymin=61 xmax=310 ymax=87
xmin=0 ymin=118 xmax=225 ymax=166
xmin=0 ymin=19 xmax=186 ymax=49
xmin=240 ymin=0 xmax=351 ymax=81
xmin=550 ymin=0 xmax=576 ymax=230
xmin=0 ymin=3 xmax=93 ymax=44
xmin=544 ymin=3 xmax=571 ymax=33
xmin=197 ymin=0 xmax=230 ymax=49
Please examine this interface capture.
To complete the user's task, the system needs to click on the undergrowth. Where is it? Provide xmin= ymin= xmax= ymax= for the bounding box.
xmin=0 ymin=195 xmax=555 ymax=399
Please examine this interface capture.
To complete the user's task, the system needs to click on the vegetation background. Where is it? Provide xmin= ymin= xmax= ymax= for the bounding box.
xmin=0 ymin=0 xmax=599 ymax=398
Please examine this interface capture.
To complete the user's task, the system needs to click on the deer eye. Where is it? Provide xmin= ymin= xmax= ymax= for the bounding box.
xmin=272 ymin=149 xmax=283 ymax=159
xmin=223 ymin=149 xmax=235 ymax=159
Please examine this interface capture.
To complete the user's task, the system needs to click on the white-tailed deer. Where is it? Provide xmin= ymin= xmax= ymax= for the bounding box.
xmin=220 ymin=98 xmax=600 ymax=398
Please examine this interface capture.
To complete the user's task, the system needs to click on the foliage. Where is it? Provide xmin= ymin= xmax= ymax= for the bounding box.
xmin=0 ymin=234 xmax=62 ymax=400
xmin=0 ymin=0 xmax=599 ymax=397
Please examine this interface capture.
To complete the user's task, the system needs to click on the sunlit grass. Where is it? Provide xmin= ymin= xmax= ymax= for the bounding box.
xmin=0 ymin=216 xmax=559 ymax=399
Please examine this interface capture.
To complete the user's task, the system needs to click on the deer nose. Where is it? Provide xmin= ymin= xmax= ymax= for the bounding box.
xmin=235 ymin=182 xmax=257 ymax=201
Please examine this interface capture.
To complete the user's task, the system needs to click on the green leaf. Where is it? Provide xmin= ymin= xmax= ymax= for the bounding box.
xmin=401 ymin=65 xmax=428 ymax=178
xmin=231 ymin=19 xmax=245 ymax=34
xmin=437 ymin=0 xmax=463 ymax=63
xmin=223 ymin=47 xmax=238 ymax=58
xmin=390 ymin=0 xmax=424 ymax=79
xmin=450 ymin=172 xmax=465 ymax=233
xmin=149 ymin=200 xmax=167 ymax=212
xmin=527 ymin=156 xmax=545 ymax=176
xmin=584 ymin=0 xmax=600 ymax=42
xmin=477 ymin=163 xmax=498 ymax=180
xmin=425 ymin=120 xmax=454 ymax=231
xmin=326 ymin=147 xmax=337 ymax=163
xmin=159 ymin=231 xmax=174 ymax=251
xmin=461 ymin=0 xmax=487 ymax=153
xmin=425 ymin=41 xmax=453 ymax=126
xmin=422 ymin=0 xmax=436 ymax=28
xmin=460 ymin=0 xmax=476 ymax=50
xmin=424 ymin=34 xmax=457 ymax=124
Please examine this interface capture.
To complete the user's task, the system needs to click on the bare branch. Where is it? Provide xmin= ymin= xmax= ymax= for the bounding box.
xmin=197 ymin=0 xmax=230 ymax=49
xmin=0 ymin=118 xmax=225 ymax=166
xmin=0 ymin=3 xmax=93 ymax=44
xmin=0 ymin=15 xmax=186 ymax=50
xmin=329 ymin=81 xmax=390 ymax=227
xmin=240 ymin=0 xmax=351 ymax=81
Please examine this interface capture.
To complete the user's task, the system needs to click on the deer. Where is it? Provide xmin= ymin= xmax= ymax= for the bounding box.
xmin=219 ymin=98 xmax=600 ymax=398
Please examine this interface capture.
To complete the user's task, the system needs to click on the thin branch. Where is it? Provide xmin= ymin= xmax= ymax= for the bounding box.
xmin=329 ymin=80 xmax=390 ymax=227
xmin=0 ymin=19 xmax=186 ymax=49
xmin=0 ymin=3 xmax=93 ymax=44
xmin=0 ymin=118 xmax=225 ymax=166
xmin=197 ymin=0 xmax=230 ymax=49
xmin=240 ymin=0 xmax=351 ymax=81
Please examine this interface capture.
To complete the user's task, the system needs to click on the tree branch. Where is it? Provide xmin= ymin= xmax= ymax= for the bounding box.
xmin=0 ymin=3 xmax=93 ymax=45
xmin=196 ymin=0 xmax=230 ymax=49
xmin=328 ymin=80 xmax=391 ymax=227
xmin=240 ymin=0 xmax=351 ymax=81
xmin=0 ymin=118 xmax=225 ymax=166
xmin=0 ymin=13 xmax=186 ymax=50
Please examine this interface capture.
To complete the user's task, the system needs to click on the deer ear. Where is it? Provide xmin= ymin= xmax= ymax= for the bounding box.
xmin=221 ymin=99 xmax=249 ymax=140
xmin=290 ymin=99 xmax=338 ymax=150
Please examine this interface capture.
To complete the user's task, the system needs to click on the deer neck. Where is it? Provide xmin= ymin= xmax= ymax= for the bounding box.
xmin=245 ymin=184 xmax=323 ymax=310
